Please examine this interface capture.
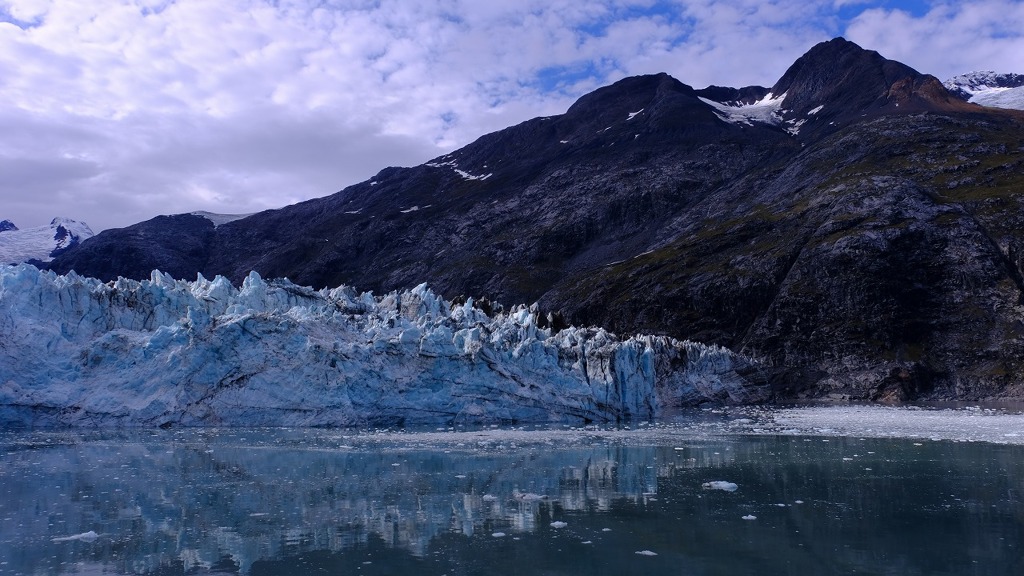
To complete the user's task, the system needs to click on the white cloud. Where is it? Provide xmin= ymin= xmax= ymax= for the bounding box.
xmin=845 ymin=1 xmax=1024 ymax=79
xmin=0 ymin=0 xmax=1021 ymax=232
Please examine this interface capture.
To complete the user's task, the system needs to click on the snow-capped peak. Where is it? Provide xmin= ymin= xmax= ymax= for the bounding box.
xmin=0 ymin=217 xmax=94 ymax=264
xmin=944 ymin=71 xmax=1024 ymax=110
xmin=944 ymin=71 xmax=1024 ymax=95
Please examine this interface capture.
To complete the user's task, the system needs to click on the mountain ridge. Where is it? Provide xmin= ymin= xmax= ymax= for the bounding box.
xmin=46 ymin=38 xmax=1024 ymax=402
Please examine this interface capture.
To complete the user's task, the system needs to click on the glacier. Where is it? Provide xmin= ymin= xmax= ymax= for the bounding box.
xmin=943 ymin=71 xmax=1024 ymax=111
xmin=0 ymin=264 xmax=767 ymax=428
xmin=0 ymin=217 xmax=94 ymax=265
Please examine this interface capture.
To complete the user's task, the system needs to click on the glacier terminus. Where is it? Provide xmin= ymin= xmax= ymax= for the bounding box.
xmin=0 ymin=264 xmax=766 ymax=427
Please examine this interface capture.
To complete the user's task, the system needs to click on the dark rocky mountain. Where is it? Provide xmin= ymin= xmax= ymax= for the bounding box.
xmin=48 ymin=38 xmax=1024 ymax=403
xmin=693 ymin=84 xmax=769 ymax=105
xmin=0 ymin=220 xmax=17 ymax=232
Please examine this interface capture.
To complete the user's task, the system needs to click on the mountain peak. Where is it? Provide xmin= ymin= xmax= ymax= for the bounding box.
xmin=770 ymin=37 xmax=970 ymax=130
xmin=0 ymin=217 xmax=94 ymax=265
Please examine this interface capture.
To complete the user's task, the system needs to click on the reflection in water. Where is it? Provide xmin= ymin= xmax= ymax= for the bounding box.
xmin=1 ymin=427 xmax=1023 ymax=575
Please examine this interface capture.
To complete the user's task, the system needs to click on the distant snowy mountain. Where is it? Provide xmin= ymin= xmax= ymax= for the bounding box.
xmin=0 ymin=217 xmax=94 ymax=264
xmin=944 ymin=71 xmax=1024 ymax=110
xmin=0 ymin=264 xmax=766 ymax=427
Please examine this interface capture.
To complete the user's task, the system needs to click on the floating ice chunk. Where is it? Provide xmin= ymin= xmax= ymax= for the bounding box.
xmin=492 ymin=532 xmax=506 ymax=537
xmin=550 ymin=521 xmax=567 ymax=528
xmin=602 ymin=528 xmax=612 ymax=532
xmin=702 ymin=481 xmax=738 ymax=492
xmin=741 ymin=515 xmax=757 ymax=520
xmin=635 ymin=550 xmax=658 ymax=556
xmin=52 ymin=531 xmax=100 ymax=542
xmin=482 ymin=494 xmax=498 ymax=502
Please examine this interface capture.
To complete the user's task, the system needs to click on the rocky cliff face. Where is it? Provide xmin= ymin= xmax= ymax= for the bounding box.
xmin=47 ymin=38 xmax=1024 ymax=402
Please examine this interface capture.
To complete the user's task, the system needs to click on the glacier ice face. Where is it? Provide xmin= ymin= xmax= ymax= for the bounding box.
xmin=0 ymin=264 xmax=767 ymax=427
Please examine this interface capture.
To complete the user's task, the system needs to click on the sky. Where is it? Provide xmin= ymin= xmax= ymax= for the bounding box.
xmin=1 ymin=0 xmax=1023 ymax=232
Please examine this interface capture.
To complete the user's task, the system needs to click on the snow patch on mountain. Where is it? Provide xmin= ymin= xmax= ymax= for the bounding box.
xmin=0 ymin=218 xmax=94 ymax=264
xmin=189 ymin=211 xmax=253 ymax=227
xmin=944 ymin=72 xmax=1024 ymax=110
xmin=426 ymin=157 xmax=492 ymax=181
xmin=699 ymin=92 xmax=786 ymax=127
xmin=0 ymin=265 xmax=767 ymax=428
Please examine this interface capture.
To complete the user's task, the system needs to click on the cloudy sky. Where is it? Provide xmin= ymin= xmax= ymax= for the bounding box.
xmin=2 ymin=0 xmax=1023 ymax=232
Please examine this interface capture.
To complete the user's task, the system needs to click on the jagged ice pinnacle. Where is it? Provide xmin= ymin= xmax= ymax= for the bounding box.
xmin=0 ymin=265 xmax=766 ymax=427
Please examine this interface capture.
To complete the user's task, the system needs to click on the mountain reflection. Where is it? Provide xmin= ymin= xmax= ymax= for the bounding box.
xmin=1 ymin=427 xmax=1022 ymax=575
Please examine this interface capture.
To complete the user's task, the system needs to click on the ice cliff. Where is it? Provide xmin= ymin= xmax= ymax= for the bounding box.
xmin=0 ymin=264 xmax=767 ymax=427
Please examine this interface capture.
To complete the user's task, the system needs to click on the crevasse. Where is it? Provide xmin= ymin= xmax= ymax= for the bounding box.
xmin=0 ymin=264 xmax=766 ymax=427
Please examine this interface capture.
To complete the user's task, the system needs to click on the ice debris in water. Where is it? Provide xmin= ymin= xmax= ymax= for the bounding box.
xmin=742 ymin=515 xmax=757 ymax=521
xmin=635 ymin=550 xmax=658 ymax=556
xmin=52 ymin=531 xmax=100 ymax=542
xmin=550 ymin=521 xmax=567 ymax=528
xmin=0 ymin=264 xmax=765 ymax=427
xmin=702 ymin=481 xmax=738 ymax=492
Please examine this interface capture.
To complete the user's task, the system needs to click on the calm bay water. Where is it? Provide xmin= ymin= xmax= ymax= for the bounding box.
xmin=1 ymin=420 xmax=1023 ymax=575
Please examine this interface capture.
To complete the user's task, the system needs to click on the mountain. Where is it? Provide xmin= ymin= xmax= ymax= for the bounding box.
xmin=47 ymin=38 xmax=1024 ymax=403
xmin=0 ymin=264 xmax=764 ymax=427
xmin=0 ymin=217 xmax=94 ymax=265
xmin=944 ymin=71 xmax=1024 ymax=110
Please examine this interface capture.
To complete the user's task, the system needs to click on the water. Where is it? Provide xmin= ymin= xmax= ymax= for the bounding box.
xmin=1 ymin=415 xmax=1023 ymax=575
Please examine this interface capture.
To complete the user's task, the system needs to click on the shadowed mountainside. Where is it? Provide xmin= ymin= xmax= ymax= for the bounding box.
xmin=48 ymin=38 xmax=1024 ymax=402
